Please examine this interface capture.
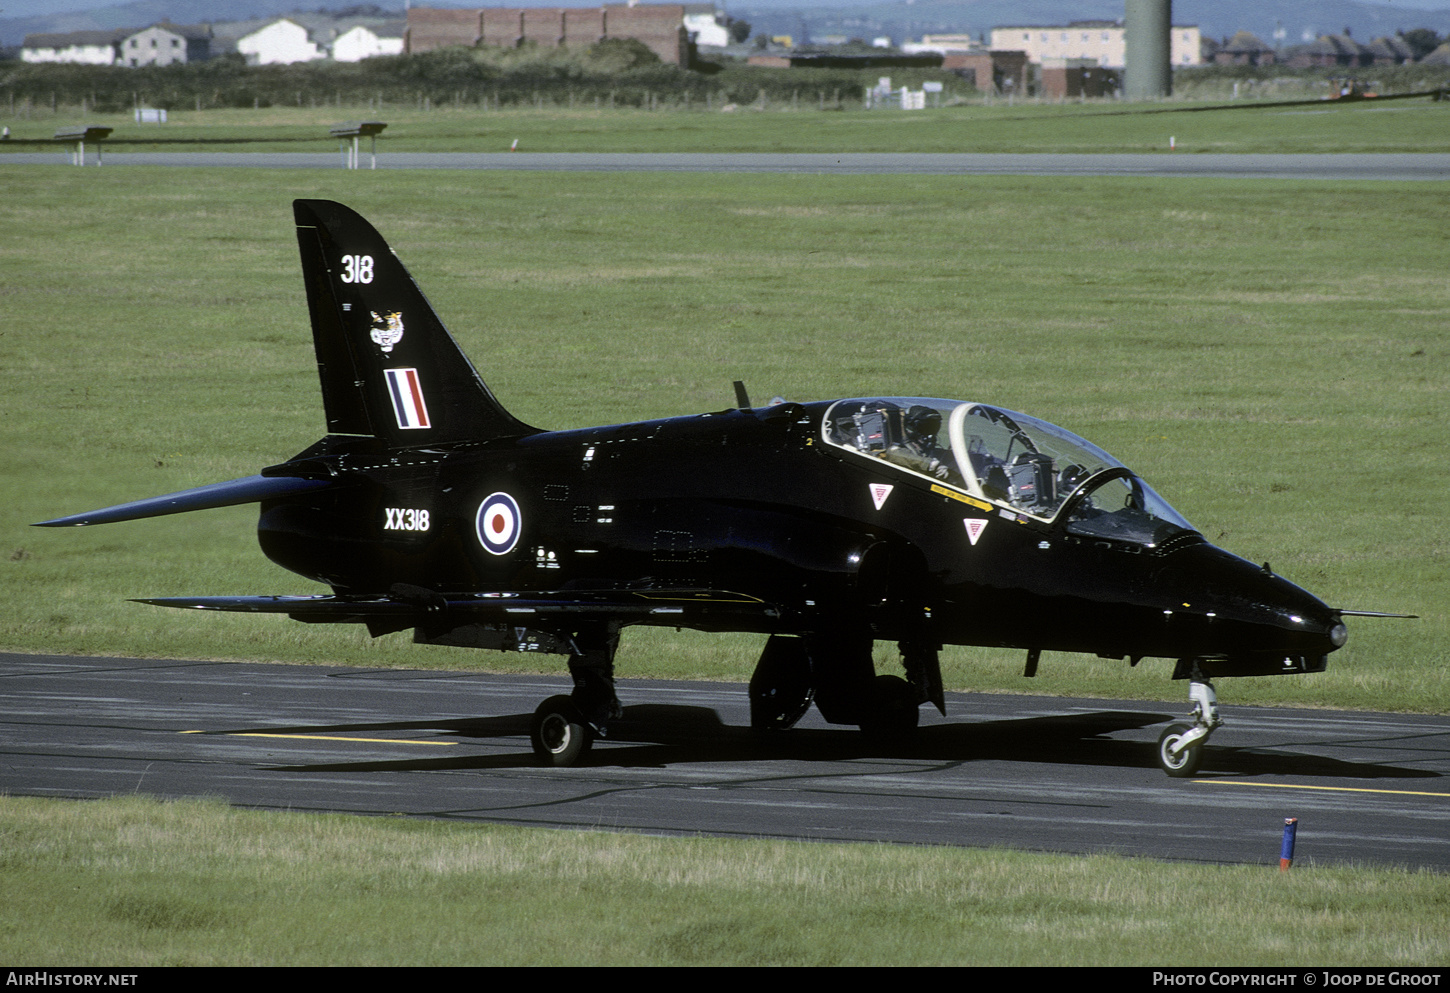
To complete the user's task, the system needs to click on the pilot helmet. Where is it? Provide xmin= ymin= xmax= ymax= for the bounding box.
xmin=904 ymin=405 xmax=941 ymax=443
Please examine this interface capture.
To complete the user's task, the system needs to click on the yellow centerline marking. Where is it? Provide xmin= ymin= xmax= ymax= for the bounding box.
xmin=182 ymin=731 xmax=455 ymax=746
xmin=1195 ymin=780 xmax=1448 ymax=798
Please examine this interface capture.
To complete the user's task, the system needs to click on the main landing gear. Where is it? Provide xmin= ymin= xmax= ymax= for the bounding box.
xmin=531 ymin=695 xmax=593 ymax=766
xmin=528 ymin=622 xmax=944 ymax=766
xmin=529 ymin=623 xmax=620 ymax=767
xmin=748 ymin=630 xmax=943 ymax=737
xmin=1157 ymin=673 xmax=1222 ymax=778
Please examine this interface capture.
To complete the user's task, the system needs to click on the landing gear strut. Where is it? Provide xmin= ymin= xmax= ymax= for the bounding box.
xmin=530 ymin=622 xmax=620 ymax=767
xmin=1157 ymin=670 xmax=1222 ymax=778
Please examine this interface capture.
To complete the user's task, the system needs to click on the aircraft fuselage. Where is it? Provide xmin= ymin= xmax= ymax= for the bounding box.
xmin=257 ymin=399 xmax=1340 ymax=678
xmin=42 ymin=199 xmax=1380 ymax=772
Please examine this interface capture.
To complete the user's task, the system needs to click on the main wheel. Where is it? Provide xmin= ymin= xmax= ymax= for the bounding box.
xmin=1157 ymin=722 xmax=1203 ymax=778
xmin=531 ymin=695 xmax=593 ymax=767
xmin=859 ymin=674 xmax=920 ymax=739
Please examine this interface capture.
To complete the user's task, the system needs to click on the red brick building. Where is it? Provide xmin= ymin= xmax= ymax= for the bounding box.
xmin=942 ymin=51 xmax=1030 ymax=94
xmin=1214 ymin=31 xmax=1276 ymax=66
xmin=1038 ymin=59 xmax=1116 ymax=99
xmin=406 ymin=5 xmax=689 ymax=65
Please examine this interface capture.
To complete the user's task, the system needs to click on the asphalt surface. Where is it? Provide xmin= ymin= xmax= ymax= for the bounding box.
xmin=3 ymin=651 xmax=1447 ymax=869
xmin=4 ymin=151 xmax=1448 ymax=179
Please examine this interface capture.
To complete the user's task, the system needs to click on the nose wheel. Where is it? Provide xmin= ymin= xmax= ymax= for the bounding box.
xmin=1157 ymin=722 xmax=1204 ymax=777
xmin=1156 ymin=676 xmax=1222 ymax=778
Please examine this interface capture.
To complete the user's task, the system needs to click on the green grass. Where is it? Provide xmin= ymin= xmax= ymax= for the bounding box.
xmin=2 ymin=96 xmax=1448 ymax=153
xmin=2 ymin=795 xmax=1446 ymax=965
xmin=0 ymin=166 xmax=1445 ymax=713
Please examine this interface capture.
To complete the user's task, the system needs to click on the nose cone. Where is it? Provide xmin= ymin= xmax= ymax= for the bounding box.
xmin=1158 ymin=543 xmax=1341 ymax=660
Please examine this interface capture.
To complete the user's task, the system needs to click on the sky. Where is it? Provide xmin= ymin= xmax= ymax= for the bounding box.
xmin=5 ymin=0 xmax=120 ymax=15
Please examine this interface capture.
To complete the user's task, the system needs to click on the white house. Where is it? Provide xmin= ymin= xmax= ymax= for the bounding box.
xmin=118 ymin=23 xmax=212 ymax=67
xmin=331 ymin=21 xmax=406 ymax=62
xmin=21 ymin=30 xmax=125 ymax=64
xmin=237 ymin=18 xmax=325 ymax=65
xmin=683 ymin=5 xmax=729 ymax=48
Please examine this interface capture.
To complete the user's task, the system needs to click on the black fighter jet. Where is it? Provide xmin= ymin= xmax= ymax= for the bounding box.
xmin=37 ymin=200 xmax=1406 ymax=776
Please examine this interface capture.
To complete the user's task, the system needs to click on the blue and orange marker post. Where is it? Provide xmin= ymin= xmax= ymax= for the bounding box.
xmin=1280 ymin=818 xmax=1298 ymax=871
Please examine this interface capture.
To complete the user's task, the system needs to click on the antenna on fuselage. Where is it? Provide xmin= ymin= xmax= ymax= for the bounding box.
xmin=733 ymin=381 xmax=751 ymax=409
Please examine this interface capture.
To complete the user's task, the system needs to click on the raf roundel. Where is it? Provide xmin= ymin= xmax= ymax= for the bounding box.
xmin=476 ymin=492 xmax=521 ymax=555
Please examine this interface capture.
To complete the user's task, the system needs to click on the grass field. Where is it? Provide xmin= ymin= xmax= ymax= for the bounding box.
xmin=2 ymin=163 xmax=1444 ymax=711
xmin=2 ymin=95 xmax=1448 ymax=154
xmin=2 ymin=795 xmax=1447 ymax=966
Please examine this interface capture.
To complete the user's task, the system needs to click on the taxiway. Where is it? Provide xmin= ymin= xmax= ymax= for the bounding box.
xmin=3 ymin=652 xmax=1446 ymax=869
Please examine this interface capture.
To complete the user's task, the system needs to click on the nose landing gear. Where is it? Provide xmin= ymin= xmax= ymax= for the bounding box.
xmin=1157 ymin=674 xmax=1222 ymax=778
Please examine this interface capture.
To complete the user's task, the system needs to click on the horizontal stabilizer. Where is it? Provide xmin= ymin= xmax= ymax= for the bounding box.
xmin=34 ymin=474 xmax=332 ymax=528
xmin=135 ymin=594 xmax=417 ymax=616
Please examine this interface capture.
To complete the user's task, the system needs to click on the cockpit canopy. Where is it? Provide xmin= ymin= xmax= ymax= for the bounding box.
xmin=823 ymin=398 xmax=1198 ymax=547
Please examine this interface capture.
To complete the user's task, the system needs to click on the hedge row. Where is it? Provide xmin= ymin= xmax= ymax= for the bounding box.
xmin=1 ymin=43 xmax=963 ymax=112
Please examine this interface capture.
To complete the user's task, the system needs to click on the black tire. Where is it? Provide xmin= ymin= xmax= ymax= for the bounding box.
xmin=1157 ymin=722 xmax=1203 ymax=778
xmin=531 ymin=695 xmax=593 ymax=767
xmin=859 ymin=674 xmax=920 ymax=738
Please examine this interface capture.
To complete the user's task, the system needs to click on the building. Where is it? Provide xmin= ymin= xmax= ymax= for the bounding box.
xmin=1214 ymin=31 xmax=1275 ymax=66
xmin=403 ymin=8 xmax=481 ymax=53
xmin=902 ymin=34 xmax=984 ymax=56
xmin=1281 ymin=34 xmax=1372 ymax=69
xmin=683 ymin=4 xmax=728 ymax=48
xmin=989 ymin=20 xmax=1200 ymax=69
xmin=1039 ymin=58 xmax=1117 ymax=99
xmin=746 ymin=51 xmax=943 ymax=70
xmin=332 ymin=21 xmax=407 ymax=62
xmin=23 ymin=15 xmax=413 ymax=67
xmin=1419 ymin=41 xmax=1450 ymax=66
xmin=21 ymin=29 xmax=127 ymax=64
xmin=118 ymin=23 xmax=212 ymax=67
xmin=406 ymin=5 xmax=692 ymax=66
xmin=236 ymin=18 xmax=326 ymax=65
xmin=1367 ymin=36 xmax=1415 ymax=66
xmin=941 ymin=50 xmax=1030 ymax=94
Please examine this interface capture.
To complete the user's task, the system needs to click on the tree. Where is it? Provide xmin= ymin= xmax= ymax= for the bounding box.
xmin=728 ymin=18 xmax=751 ymax=45
xmin=1400 ymin=28 xmax=1443 ymax=61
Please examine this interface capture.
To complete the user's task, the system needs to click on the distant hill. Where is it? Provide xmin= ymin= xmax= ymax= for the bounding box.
xmin=5 ymin=0 xmax=1448 ymax=50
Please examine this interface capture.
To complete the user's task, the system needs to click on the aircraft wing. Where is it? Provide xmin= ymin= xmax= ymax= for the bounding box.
xmin=135 ymin=589 xmax=783 ymax=630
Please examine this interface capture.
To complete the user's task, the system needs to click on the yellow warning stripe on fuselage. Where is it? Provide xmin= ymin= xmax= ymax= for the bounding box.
xmin=931 ymin=484 xmax=992 ymax=512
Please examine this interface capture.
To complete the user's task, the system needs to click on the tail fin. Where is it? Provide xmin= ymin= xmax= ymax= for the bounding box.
xmin=293 ymin=199 xmax=535 ymax=445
